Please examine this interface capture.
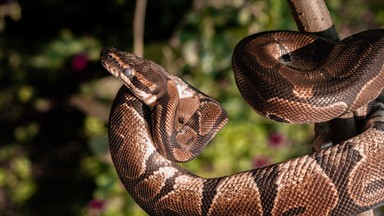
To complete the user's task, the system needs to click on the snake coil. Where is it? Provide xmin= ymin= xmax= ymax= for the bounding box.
xmin=101 ymin=29 xmax=384 ymax=215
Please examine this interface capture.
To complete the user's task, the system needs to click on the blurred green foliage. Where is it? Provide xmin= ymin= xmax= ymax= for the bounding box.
xmin=0 ymin=0 xmax=383 ymax=215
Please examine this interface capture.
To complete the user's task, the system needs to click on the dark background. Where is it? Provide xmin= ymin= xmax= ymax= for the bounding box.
xmin=1 ymin=0 xmax=383 ymax=215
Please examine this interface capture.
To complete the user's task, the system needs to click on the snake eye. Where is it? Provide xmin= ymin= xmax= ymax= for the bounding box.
xmin=123 ymin=68 xmax=133 ymax=78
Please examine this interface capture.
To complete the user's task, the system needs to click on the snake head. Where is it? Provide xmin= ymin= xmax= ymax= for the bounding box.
xmin=100 ymin=47 xmax=167 ymax=108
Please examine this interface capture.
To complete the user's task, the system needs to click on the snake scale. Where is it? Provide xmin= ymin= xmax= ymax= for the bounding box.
xmin=101 ymin=29 xmax=384 ymax=215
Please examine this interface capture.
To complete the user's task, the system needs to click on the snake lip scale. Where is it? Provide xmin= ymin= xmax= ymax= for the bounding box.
xmin=101 ymin=29 xmax=384 ymax=215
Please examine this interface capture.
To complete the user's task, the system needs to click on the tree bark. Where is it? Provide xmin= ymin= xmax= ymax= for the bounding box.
xmin=287 ymin=0 xmax=339 ymax=42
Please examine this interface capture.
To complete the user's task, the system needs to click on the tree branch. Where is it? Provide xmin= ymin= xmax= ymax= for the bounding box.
xmin=287 ymin=0 xmax=339 ymax=42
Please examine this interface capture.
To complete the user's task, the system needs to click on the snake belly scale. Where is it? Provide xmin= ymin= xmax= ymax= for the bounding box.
xmin=101 ymin=29 xmax=384 ymax=215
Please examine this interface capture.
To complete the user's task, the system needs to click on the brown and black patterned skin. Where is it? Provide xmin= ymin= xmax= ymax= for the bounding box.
xmin=100 ymin=47 xmax=228 ymax=162
xmin=101 ymin=29 xmax=384 ymax=216
xmin=233 ymin=30 xmax=384 ymax=123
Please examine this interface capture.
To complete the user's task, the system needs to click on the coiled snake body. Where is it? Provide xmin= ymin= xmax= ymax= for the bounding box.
xmin=101 ymin=30 xmax=384 ymax=215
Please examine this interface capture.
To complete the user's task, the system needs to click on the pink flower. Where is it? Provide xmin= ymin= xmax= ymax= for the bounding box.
xmin=71 ymin=53 xmax=88 ymax=71
xmin=251 ymin=155 xmax=270 ymax=168
xmin=88 ymin=199 xmax=105 ymax=210
xmin=267 ymin=132 xmax=284 ymax=148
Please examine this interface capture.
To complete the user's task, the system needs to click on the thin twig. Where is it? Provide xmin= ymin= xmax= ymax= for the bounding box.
xmin=133 ymin=0 xmax=147 ymax=57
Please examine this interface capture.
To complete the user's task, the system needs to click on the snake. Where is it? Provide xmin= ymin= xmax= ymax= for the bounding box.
xmin=100 ymin=29 xmax=384 ymax=215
